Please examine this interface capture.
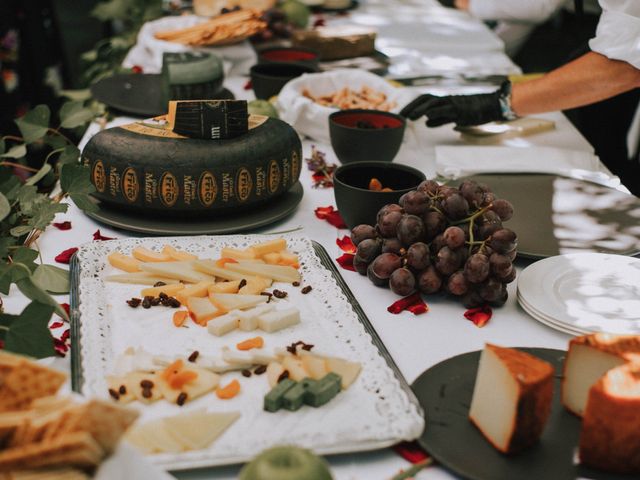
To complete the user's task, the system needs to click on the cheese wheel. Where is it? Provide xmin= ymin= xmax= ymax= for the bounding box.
xmin=83 ymin=115 xmax=302 ymax=215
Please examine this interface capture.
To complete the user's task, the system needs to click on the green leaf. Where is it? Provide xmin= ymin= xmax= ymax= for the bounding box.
xmin=60 ymin=89 xmax=92 ymax=102
xmin=15 ymin=276 xmax=68 ymax=321
xmin=43 ymin=135 xmax=68 ymax=150
xmin=2 ymin=302 xmax=56 ymax=358
xmin=15 ymin=105 xmax=51 ymax=144
xmin=0 ymin=263 xmax=11 ymax=294
xmin=69 ymin=193 xmax=99 ymax=213
xmin=25 ymin=163 xmax=52 ymax=186
xmin=10 ymin=225 xmax=33 ymax=237
xmin=11 ymin=247 xmax=39 ymax=273
xmin=60 ymin=163 xmax=95 ymax=195
xmin=0 ymin=144 xmax=27 ymax=159
xmin=0 ymin=192 xmax=9 ymax=221
xmin=33 ymin=264 xmax=70 ymax=294
xmin=57 ymin=145 xmax=80 ymax=166
xmin=25 ymin=201 xmax=68 ymax=232
xmin=60 ymin=101 xmax=95 ymax=129
xmin=0 ymin=138 xmax=4 ymax=155
xmin=92 ymin=0 xmax=129 ymax=21
xmin=16 ymin=185 xmax=38 ymax=210
xmin=0 ymin=237 xmax=17 ymax=262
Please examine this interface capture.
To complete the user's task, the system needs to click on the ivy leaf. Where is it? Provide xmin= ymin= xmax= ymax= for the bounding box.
xmin=15 ymin=105 xmax=51 ymax=144
xmin=10 ymin=225 xmax=33 ymax=237
xmin=0 ymin=192 xmax=9 ymax=222
xmin=26 ymin=201 xmax=68 ymax=232
xmin=0 ymin=144 xmax=27 ymax=159
xmin=0 ymin=237 xmax=17 ymax=262
xmin=60 ymin=89 xmax=92 ymax=101
xmin=69 ymin=193 xmax=99 ymax=213
xmin=15 ymin=276 xmax=69 ymax=321
xmin=60 ymin=163 xmax=98 ymax=213
xmin=2 ymin=302 xmax=56 ymax=358
xmin=0 ymin=138 xmax=4 ymax=155
xmin=25 ymin=163 xmax=52 ymax=186
xmin=16 ymin=185 xmax=38 ymax=211
xmin=57 ymin=145 xmax=80 ymax=166
xmin=11 ymin=247 xmax=39 ymax=273
xmin=60 ymin=101 xmax=95 ymax=129
xmin=92 ymin=0 xmax=129 ymax=21
xmin=43 ymin=135 xmax=68 ymax=150
xmin=33 ymin=264 xmax=70 ymax=294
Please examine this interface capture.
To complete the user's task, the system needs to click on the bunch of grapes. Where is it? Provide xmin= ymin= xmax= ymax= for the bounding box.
xmin=350 ymin=179 xmax=517 ymax=308
xmin=252 ymin=8 xmax=296 ymax=42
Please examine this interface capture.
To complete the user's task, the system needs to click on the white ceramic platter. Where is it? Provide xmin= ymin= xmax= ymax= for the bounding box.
xmin=70 ymin=234 xmax=424 ymax=471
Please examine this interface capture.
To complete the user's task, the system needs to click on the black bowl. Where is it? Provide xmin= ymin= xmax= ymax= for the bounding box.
xmin=250 ymin=62 xmax=317 ymax=100
xmin=257 ymin=47 xmax=320 ymax=68
xmin=334 ymin=161 xmax=426 ymax=229
xmin=329 ymin=109 xmax=406 ymax=164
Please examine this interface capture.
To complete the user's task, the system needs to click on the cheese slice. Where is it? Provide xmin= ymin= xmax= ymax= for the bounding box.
xmin=124 ymin=371 xmax=163 ymax=404
xmin=207 ymin=311 xmax=241 ymax=336
xmin=225 ymin=262 xmax=300 ymax=283
xmin=236 ymin=304 xmax=275 ymax=331
xmin=468 ymin=344 xmax=554 ymax=454
xmin=163 ymin=409 xmax=240 ymax=451
xmin=105 ymin=272 xmax=181 ymax=285
xmin=257 ymin=308 xmax=300 ymax=333
xmin=192 ymin=260 xmax=257 ymax=282
xmin=562 ymin=333 xmax=640 ymax=417
xmin=139 ymin=261 xmax=215 ymax=284
xmin=156 ymin=367 xmax=219 ymax=404
xmin=126 ymin=420 xmax=184 ymax=453
xmin=209 ymin=293 xmax=268 ymax=311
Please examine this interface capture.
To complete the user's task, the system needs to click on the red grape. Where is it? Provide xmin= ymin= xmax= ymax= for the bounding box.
xmin=443 ymin=226 xmax=465 ymax=249
xmin=418 ymin=266 xmax=442 ymax=294
xmin=464 ymin=253 xmax=490 ymax=284
xmin=350 ymin=224 xmax=377 ymax=246
xmin=399 ymin=190 xmax=429 ymax=215
xmin=377 ymin=210 xmax=403 ymax=238
xmin=389 ymin=268 xmax=416 ymax=296
xmin=406 ymin=242 xmax=430 ymax=270
xmin=397 ymin=215 xmax=426 ymax=246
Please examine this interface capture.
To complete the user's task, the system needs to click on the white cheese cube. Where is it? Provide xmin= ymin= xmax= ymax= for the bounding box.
xmin=258 ymin=307 xmax=301 ymax=333
xmin=236 ymin=304 xmax=275 ymax=331
xmin=207 ymin=311 xmax=240 ymax=336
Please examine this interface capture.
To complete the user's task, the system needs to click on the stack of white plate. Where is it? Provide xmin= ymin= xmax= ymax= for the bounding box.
xmin=517 ymin=253 xmax=640 ymax=335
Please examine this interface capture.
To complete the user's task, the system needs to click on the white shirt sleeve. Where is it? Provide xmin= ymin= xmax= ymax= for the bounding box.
xmin=468 ymin=0 xmax=567 ymax=24
xmin=589 ymin=0 xmax=640 ymax=69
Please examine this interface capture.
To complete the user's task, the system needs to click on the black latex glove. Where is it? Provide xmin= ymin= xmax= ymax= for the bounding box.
xmin=436 ymin=0 xmax=456 ymax=7
xmin=400 ymin=89 xmax=505 ymax=127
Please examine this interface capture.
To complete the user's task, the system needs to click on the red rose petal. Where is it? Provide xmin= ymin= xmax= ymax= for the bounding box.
xmin=313 ymin=18 xmax=326 ymax=28
xmin=387 ymin=292 xmax=428 ymax=315
xmin=55 ymin=247 xmax=78 ymax=264
xmin=314 ymin=206 xmax=347 ymax=229
xmin=336 ymin=253 xmax=355 ymax=271
xmin=53 ymin=328 xmax=71 ymax=357
xmin=49 ymin=321 xmax=65 ymax=329
xmin=59 ymin=303 xmax=70 ymax=317
xmin=315 ymin=206 xmax=334 ymax=218
xmin=132 ymin=65 xmax=143 ymax=74
xmin=93 ymin=229 xmax=115 ymax=241
xmin=393 ymin=441 xmax=430 ymax=464
xmin=244 ymin=79 xmax=252 ymax=90
xmin=52 ymin=221 xmax=72 ymax=230
xmin=464 ymin=305 xmax=492 ymax=327
xmin=336 ymin=235 xmax=356 ymax=254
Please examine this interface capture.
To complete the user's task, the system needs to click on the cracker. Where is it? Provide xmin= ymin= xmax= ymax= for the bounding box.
xmin=8 ymin=468 xmax=89 ymax=480
xmin=0 ymin=361 xmax=66 ymax=412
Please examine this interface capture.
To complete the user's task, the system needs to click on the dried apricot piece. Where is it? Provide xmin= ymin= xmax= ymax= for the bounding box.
xmin=368 ymin=178 xmax=383 ymax=191
xmin=237 ymin=336 xmax=264 ymax=351
xmin=172 ymin=310 xmax=188 ymax=327
xmin=216 ymin=379 xmax=241 ymax=399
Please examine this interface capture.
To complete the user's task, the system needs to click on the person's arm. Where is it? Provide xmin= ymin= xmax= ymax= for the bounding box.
xmin=511 ymin=52 xmax=640 ymax=115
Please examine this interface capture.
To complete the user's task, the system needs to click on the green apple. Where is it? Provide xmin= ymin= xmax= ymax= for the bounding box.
xmin=280 ymin=0 xmax=310 ymax=29
xmin=240 ymin=446 xmax=333 ymax=480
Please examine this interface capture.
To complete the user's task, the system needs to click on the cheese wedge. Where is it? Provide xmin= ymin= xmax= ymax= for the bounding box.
xmin=106 ymin=376 xmax=136 ymax=403
xmin=209 ymin=293 xmax=268 ymax=312
xmin=192 ymin=260 xmax=255 ymax=282
xmin=208 ymin=280 xmax=242 ymax=294
xmin=156 ymin=367 xmax=220 ymax=404
xmin=220 ymin=247 xmax=257 ymax=260
xmin=325 ymin=356 xmax=361 ymax=389
xmin=236 ymin=304 xmax=275 ymax=331
xmin=266 ymin=361 xmax=285 ymax=388
xmin=222 ymin=347 xmax=276 ymax=366
xmin=469 ymin=344 xmax=554 ymax=454
xmin=257 ymin=308 xmax=300 ymax=333
xmin=282 ymin=356 xmax=308 ymax=382
xmin=579 ymin=362 xmax=640 ymax=474
xmin=132 ymin=247 xmax=172 ymax=263
xmin=176 ymin=281 xmax=215 ymax=305
xmin=124 ymin=372 xmax=163 ymax=404
xmin=238 ymin=277 xmax=271 ymax=295
xmin=302 ymin=355 xmax=329 ymax=380
xmin=207 ymin=311 xmax=241 ymax=336
xmin=139 ymin=261 xmax=215 ymax=284
xmin=162 ymin=245 xmax=198 ymax=261
xmin=187 ymin=297 xmax=223 ymax=324
xmin=126 ymin=420 xmax=184 ymax=453
xmin=107 ymin=252 xmax=141 ymax=272
xmin=163 ymin=409 xmax=240 ymax=451
xmin=105 ymin=273 xmax=181 ymax=285
xmin=225 ymin=262 xmax=300 ymax=283
xmin=562 ymin=333 xmax=640 ymax=417
xmin=140 ymin=283 xmax=185 ymax=298
xmin=251 ymin=238 xmax=287 ymax=257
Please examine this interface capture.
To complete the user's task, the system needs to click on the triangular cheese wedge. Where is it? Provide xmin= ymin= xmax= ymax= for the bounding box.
xmin=209 ymin=293 xmax=268 ymax=311
xmin=139 ymin=261 xmax=215 ymax=284
xmin=225 ymin=262 xmax=300 ymax=283
xmin=127 ymin=420 xmax=184 ymax=453
xmin=156 ymin=367 xmax=220 ymax=404
xmin=163 ymin=409 xmax=240 ymax=450
xmin=105 ymin=273 xmax=180 ymax=285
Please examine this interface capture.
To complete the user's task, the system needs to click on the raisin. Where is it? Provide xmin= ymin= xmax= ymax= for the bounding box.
xmin=292 ymin=281 xmax=300 ymax=287
xmin=301 ymin=286 xmax=312 ymax=294
xmin=150 ymin=297 xmax=161 ymax=306
xmin=277 ymin=370 xmax=290 ymax=383
xmin=140 ymin=379 xmax=154 ymax=389
xmin=254 ymin=365 xmax=267 ymax=375
xmin=141 ymin=388 xmax=152 ymax=399
xmin=108 ymin=388 xmax=120 ymax=400
xmin=118 ymin=385 xmax=127 ymax=395
xmin=188 ymin=351 xmax=199 ymax=363
xmin=159 ymin=292 xmax=168 ymax=300
xmin=154 ymin=281 xmax=167 ymax=287
xmin=142 ymin=296 xmax=152 ymax=309
xmin=177 ymin=392 xmax=188 ymax=406
xmin=126 ymin=298 xmax=141 ymax=308
xmin=273 ymin=289 xmax=287 ymax=299
xmin=168 ymin=297 xmax=181 ymax=308
xmin=238 ymin=279 xmax=247 ymax=289
xmin=241 ymin=369 xmax=252 ymax=378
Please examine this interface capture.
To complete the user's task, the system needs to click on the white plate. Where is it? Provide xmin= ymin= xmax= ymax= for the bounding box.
xmin=71 ymin=234 xmax=424 ymax=471
xmin=517 ymin=253 xmax=640 ymax=335
xmin=517 ymin=291 xmax=586 ymax=336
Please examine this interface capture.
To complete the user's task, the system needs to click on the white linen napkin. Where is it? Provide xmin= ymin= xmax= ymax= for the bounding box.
xmin=95 ymin=443 xmax=176 ymax=480
xmin=435 ymin=145 xmax=615 ymax=183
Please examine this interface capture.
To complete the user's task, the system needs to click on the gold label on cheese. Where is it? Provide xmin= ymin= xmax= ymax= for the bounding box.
xmin=268 ymin=160 xmax=281 ymax=194
xmin=198 ymin=171 xmax=218 ymax=207
xmin=92 ymin=160 xmax=106 ymax=193
xmin=122 ymin=167 xmax=140 ymax=203
xmin=236 ymin=167 xmax=253 ymax=203
xmin=291 ymin=150 xmax=300 ymax=183
xmin=160 ymin=172 xmax=179 ymax=207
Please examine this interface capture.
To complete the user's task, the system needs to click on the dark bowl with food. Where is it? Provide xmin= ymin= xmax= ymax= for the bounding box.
xmin=257 ymin=47 xmax=320 ymax=68
xmin=334 ymin=161 xmax=426 ymax=229
xmin=329 ymin=109 xmax=406 ymax=164
xmin=250 ymin=62 xmax=318 ymax=100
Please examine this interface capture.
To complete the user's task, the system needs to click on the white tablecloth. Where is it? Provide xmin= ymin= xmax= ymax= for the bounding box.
xmin=1 ymin=1 xmax=610 ymax=479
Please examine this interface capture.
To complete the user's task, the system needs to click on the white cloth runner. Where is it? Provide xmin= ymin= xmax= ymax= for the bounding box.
xmin=96 ymin=443 xmax=176 ymax=480
xmin=122 ymin=15 xmax=256 ymax=76
xmin=435 ymin=145 xmax=618 ymax=184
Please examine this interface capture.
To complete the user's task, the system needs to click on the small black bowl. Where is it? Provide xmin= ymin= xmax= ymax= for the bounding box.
xmin=329 ymin=109 xmax=406 ymax=164
xmin=257 ymin=47 xmax=320 ymax=68
xmin=250 ymin=62 xmax=317 ymax=100
xmin=334 ymin=161 xmax=426 ymax=229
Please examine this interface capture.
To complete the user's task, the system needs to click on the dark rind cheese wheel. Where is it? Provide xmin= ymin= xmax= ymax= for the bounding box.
xmin=83 ymin=116 xmax=302 ymax=216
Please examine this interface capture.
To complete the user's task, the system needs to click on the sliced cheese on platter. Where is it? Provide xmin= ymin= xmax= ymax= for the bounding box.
xmin=192 ymin=260 xmax=257 ymax=282
xmin=207 ymin=311 xmax=242 ymax=336
xmin=222 ymin=347 xmax=276 ymax=366
xmin=163 ymin=409 xmax=240 ymax=451
xmin=225 ymin=262 xmax=300 ymax=283
xmin=162 ymin=245 xmax=198 ymax=261
xmin=140 ymin=261 xmax=215 ymax=283
xmin=106 ymin=272 xmax=181 ymax=285
xmin=156 ymin=367 xmax=220 ymax=404
xmin=124 ymin=372 xmax=163 ymax=404
xmin=176 ymin=280 xmax=215 ymax=304
xmin=126 ymin=420 xmax=185 ymax=454
xmin=132 ymin=247 xmax=172 ymax=263
xmin=188 ymin=296 xmax=223 ymax=324
xmin=107 ymin=252 xmax=141 ymax=272
xmin=257 ymin=308 xmax=300 ymax=333
xmin=141 ymin=283 xmax=185 ymax=297
xmin=209 ymin=293 xmax=268 ymax=311
xmin=282 ymin=356 xmax=308 ymax=382
xmin=236 ymin=304 xmax=275 ymax=331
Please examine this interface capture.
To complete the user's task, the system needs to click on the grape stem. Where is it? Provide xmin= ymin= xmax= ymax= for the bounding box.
xmin=451 ymin=203 xmax=493 ymax=226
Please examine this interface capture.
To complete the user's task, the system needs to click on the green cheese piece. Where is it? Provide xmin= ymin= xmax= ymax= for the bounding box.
xmin=305 ymin=373 xmax=341 ymax=408
xmin=264 ymin=378 xmax=297 ymax=412
xmin=283 ymin=379 xmax=316 ymax=411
